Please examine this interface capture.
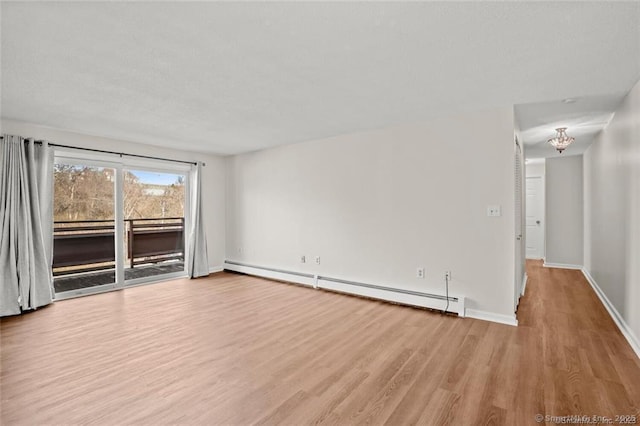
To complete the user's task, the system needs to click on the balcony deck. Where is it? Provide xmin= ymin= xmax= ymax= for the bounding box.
xmin=53 ymin=217 xmax=186 ymax=294
xmin=53 ymin=261 xmax=185 ymax=293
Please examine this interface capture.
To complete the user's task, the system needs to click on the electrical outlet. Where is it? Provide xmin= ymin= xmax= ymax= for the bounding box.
xmin=445 ymin=271 xmax=452 ymax=280
xmin=315 ymin=256 xmax=321 ymax=265
xmin=416 ymin=267 xmax=425 ymax=279
xmin=300 ymin=255 xmax=306 ymax=263
xmin=238 ymin=247 xmax=243 ymax=254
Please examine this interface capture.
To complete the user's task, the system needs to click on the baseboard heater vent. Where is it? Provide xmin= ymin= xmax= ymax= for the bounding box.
xmin=224 ymin=260 xmax=465 ymax=316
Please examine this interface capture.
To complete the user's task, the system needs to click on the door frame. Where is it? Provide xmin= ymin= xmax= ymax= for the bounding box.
xmin=514 ymin=138 xmax=525 ymax=312
xmin=52 ymin=149 xmax=192 ymax=300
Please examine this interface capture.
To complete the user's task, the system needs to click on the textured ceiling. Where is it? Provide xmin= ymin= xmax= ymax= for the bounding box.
xmin=2 ymin=2 xmax=639 ymax=155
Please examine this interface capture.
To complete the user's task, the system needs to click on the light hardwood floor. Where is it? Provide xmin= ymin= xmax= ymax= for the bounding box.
xmin=1 ymin=260 xmax=639 ymax=425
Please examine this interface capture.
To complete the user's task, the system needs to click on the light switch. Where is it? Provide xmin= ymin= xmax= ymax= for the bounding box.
xmin=487 ymin=205 xmax=502 ymax=217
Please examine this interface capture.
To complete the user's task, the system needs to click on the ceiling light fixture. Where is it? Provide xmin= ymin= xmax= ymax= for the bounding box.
xmin=548 ymin=127 xmax=575 ymax=153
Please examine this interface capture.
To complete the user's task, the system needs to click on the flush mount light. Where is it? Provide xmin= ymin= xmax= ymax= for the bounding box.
xmin=548 ymin=127 xmax=575 ymax=153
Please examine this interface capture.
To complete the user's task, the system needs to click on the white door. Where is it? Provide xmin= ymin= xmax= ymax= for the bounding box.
xmin=526 ymin=176 xmax=544 ymax=259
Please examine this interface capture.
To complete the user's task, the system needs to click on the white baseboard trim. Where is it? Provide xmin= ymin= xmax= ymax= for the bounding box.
xmin=317 ymin=277 xmax=465 ymax=316
xmin=223 ymin=262 xmax=315 ymax=287
xmin=223 ymin=261 xmax=465 ymax=316
xmin=466 ymin=309 xmax=518 ymax=327
xmin=581 ymin=268 xmax=640 ymax=359
xmin=521 ymin=273 xmax=528 ymax=296
xmin=208 ymin=266 xmax=224 ymax=274
xmin=543 ymin=262 xmax=583 ymax=270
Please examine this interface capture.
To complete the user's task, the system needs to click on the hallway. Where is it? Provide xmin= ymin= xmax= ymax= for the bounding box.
xmin=517 ymin=260 xmax=639 ymax=421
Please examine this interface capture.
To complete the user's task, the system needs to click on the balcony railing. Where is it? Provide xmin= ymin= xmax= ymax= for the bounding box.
xmin=53 ymin=217 xmax=185 ymax=276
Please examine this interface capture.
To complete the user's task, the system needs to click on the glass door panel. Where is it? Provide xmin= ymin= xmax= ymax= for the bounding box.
xmin=53 ymin=163 xmax=116 ymax=294
xmin=122 ymin=169 xmax=186 ymax=283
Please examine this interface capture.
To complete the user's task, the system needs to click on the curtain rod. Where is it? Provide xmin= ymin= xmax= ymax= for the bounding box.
xmin=0 ymin=136 xmax=201 ymax=166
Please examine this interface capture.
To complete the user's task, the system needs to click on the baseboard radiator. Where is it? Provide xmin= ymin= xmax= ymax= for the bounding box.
xmin=223 ymin=261 xmax=465 ymax=316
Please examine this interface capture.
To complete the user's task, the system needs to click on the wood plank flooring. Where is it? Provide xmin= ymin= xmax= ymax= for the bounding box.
xmin=1 ymin=260 xmax=639 ymax=425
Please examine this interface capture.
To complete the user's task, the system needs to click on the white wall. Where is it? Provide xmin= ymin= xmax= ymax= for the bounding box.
xmin=226 ymin=107 xmax=517 ymax=318
xmin=584 ymin=78 xmax=640 ymax=348
xmin=545 ymin=155 xmax=584 ymax=267
xmin=1 ymin=119 xmax=226 ymax=271
xmin=525 ymin=161 xmax=545 ymax=179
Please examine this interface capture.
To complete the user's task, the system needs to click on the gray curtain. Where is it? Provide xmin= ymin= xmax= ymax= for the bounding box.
xmin=187 ymin=161 xmax=209 ymax=278
xmin=1 ymin=135 xmax=54 ymax=316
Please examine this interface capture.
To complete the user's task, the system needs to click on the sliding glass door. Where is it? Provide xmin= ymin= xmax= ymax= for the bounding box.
xmin=52 ymin=153 xmax=190 ymax=298
xmin=52 ymin=161 xmax=118 ymax=294
xmin=122 ymin=168 xmax=187 ymax=284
